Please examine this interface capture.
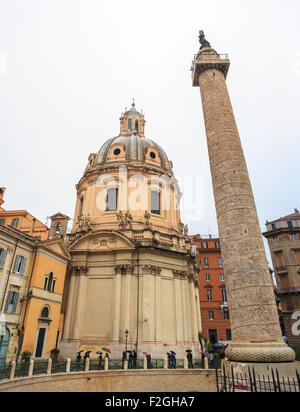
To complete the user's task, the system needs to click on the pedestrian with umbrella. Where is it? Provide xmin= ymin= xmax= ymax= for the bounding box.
xmin=96 ymin=351 xmax=103 ymax=370
xmin=102 ymin=347 xmax=111 ymax=360
xmin=170 ymin=351 xmax=176 ymax=369
xmin=145 ymin=353 xmax=152 ymax=369
xmin=186 ymin=350 xmax=194 ymax=369
xmin=76 ymin=350 xmax=84 ymax=371
xmin=83 ymin=351 xmax=92 ymax=370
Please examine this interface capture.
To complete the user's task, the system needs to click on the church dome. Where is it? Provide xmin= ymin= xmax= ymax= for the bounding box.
xmin=86 ymin=103 xmax=173 ymax=176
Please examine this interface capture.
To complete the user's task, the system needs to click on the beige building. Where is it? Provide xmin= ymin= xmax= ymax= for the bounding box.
xmin=60 ymin=103 xmax=202 ymax=359
xmin=264 ymin=209 xmax=300 ymax=350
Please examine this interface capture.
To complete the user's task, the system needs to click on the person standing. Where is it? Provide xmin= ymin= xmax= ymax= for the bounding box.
xmin=122 ymin=351 xmax=127 ymax=369
xmin=187 ymin=351 xmax=194 ymax=369
xmin=167 ymin=353 xmax=172 ymax=369
xmin=76 ymin=351 xmax=82 ymax=371
xmin=128 ymin=351 xmax=133 ymax=369
xmin=98 ymin=352 xmax=103 ymax=370
xmin=146 ymin=354 xmax=152 ymax=369
xmin=132 ymin=350 xmax=137 ymax=369
xmin=171 ymin=352 xmax=176 ymax=369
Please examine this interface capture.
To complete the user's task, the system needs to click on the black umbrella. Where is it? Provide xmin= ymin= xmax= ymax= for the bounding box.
xmin=186 ymin=350 xmax=192 ymax=352
xmin=170 ymin=351 xmax=176 ymax=355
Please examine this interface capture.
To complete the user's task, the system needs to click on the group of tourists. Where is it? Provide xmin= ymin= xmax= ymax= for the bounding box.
xmin=75 ymin=348 xmax=209 ymax=370
xmin=122 ymin=350 xmax=137 ymax=369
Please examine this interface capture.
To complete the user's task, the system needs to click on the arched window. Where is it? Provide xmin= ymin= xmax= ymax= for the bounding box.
xmin=128 ymin=118 xmax=132 ymax=131
xmin=151 ymin=190 xmax=161 ymax=215
xmin=106 ymin=188 xmax=118 ymax=211
xmin=78 ymin=197 xmax=84 ymax=217
xmin=40 ymin=306 xmax=50 ymax=319
xmin=135 ymin=119 xmax=139 ymax=132
xmin=56 ymin=224 xmax=61 ymax=235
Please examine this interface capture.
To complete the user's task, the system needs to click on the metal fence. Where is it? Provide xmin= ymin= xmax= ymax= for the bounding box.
xmin=216 ymin=365 xmax=300 ymax=393
xmin=0 ymin=357 xmax=215 ymax=382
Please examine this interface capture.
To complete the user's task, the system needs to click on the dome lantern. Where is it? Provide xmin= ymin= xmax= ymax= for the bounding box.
xmin=119 ymin=100 xmax=146 ymax=137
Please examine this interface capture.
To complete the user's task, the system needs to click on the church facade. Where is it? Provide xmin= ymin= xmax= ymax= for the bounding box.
xmin=60 ymin=104 xmax=202 ymax=359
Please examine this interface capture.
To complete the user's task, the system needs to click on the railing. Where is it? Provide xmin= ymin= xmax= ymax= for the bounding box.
xmin=0 ymin=357 xmax=218 ymax=382
xmin=193 ymin=53 xmax=229 ymax=62
xmin=216 ymin=365 xmax=300 ymax=392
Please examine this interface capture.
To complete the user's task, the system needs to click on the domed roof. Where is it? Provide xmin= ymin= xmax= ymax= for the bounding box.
xmin=90 ymin=103 xmax=173 ymax=174
xmin=95 ymin=134 xmax=172 ymax=173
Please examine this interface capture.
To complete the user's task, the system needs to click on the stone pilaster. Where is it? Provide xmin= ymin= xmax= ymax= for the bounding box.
xmin=192 ymin=43 xmax=295 ymax=362
xmin=72 ymin=266 xmax=88 ymax=340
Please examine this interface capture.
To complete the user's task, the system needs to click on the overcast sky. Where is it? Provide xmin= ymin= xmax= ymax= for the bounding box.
xmin=0 ymin=0 xmax=299 ymax=264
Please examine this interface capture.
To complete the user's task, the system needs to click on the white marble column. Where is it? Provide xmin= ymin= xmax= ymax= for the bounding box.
xmin=188 ymin=274 xmax=198 ymax=342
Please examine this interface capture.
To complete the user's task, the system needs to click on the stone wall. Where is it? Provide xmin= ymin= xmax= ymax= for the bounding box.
xmin=0 ymin=369 xmax=217 ymax=392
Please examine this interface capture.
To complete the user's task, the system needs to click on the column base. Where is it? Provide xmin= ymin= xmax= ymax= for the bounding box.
xmin=222 ymin=359 xmax=299 ymax=382
xmin=225 ymin=342 xmax=295 ymax=363
xmin=60 ymin=340 xmax=80 ymax=359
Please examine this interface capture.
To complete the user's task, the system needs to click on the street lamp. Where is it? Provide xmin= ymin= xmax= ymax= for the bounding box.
xmin=125 ymin=329 xmax=129 ymax=353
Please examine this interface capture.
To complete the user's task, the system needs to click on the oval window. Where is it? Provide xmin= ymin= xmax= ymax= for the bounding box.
xmin=114 ymin=148 xmax=121 ymax=156
xmin=150 ymin=152 xmax=156 ymax=159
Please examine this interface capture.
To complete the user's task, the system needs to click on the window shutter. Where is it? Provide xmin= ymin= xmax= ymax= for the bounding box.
xmin=0 ymin=249 xmax=7 ymax=269
xmin=13 ymin=255 xmax=21 ymax=273
xmin=20 ymin=257 xmax=27 ymax=275
xmin=12 ymin=292 xmax=19 ymax=314
xmin=5 ymin=291 xmax=13 ymax=312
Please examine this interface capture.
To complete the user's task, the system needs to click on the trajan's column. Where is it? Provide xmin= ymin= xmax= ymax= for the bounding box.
xmin=192 ymin=31 xmax=295 ymax=364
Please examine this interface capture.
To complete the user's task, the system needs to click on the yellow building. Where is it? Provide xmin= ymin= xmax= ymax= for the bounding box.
xmin=0 ymin=217 xmax=70 ymax=365
xmin=19 ymin=239 xmax=70 ymax=359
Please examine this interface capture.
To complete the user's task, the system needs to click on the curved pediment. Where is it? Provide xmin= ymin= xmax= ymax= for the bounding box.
xmin=68 ymin=230 xmax=136 ymax=252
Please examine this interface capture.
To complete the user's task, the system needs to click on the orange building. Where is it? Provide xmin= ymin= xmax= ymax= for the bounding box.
xmin=0 ymin=188 xmax=49 ymax=241
xmin=193 ymin=234 xmax=231 ymax=345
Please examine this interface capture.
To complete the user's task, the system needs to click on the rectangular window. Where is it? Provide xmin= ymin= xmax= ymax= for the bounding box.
xmin=220 ymin=274 xmax=225 ymax=282
xmin=208 ymin=310 xmax=214 ymax=320
xmin=274 ymin=237 xmax=279 ymax=243
xmin=226 ymin=329 xmax=232 ymax=341
xmin=11 ymin=218 xmax=20 ymax=228
xmin=44 ymin=276 xmax=49 ymax=290
xmin=224 ymin=311 xmax=230 ymax=320
xmin=204 ymin=258 xmax=209 ymax=268
xmin=106 ymin=188 xmax=118 ymax=211
xmin=205 ymin=274 xmax=210 ymax=282
xmin=5 ymin=290 xmax=19 ymax=314
xmin=287 ymin=221 xmax=293 ymax=229
xmin=0 ymin=219 xmax=5 ymax=226
xmin=272 ymin=223 xmax=276 ymax=231
xmin=218 ymin=258 xmax=223 ymax=268
xmin=222 ymin=289 xmax=227 ymax=303
xmin=13 ymin=255 xmax=27 ymax=275
xmin=52 ymin=279 xmax=56 ymax=293
xmin=151 ymin=191 xmax=161 ymax=215
xmin=0 ymin=248 xmax=7 ymax=269
xmin=291 ymin=234 xmax=297 ymax=240
xmin=215 ymin=241 xmax=220 ymax=249
xmin=207 ymin=289 xmax=213 ymax=301
xmin=202 ymin=242 xmax=208 ymax=249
